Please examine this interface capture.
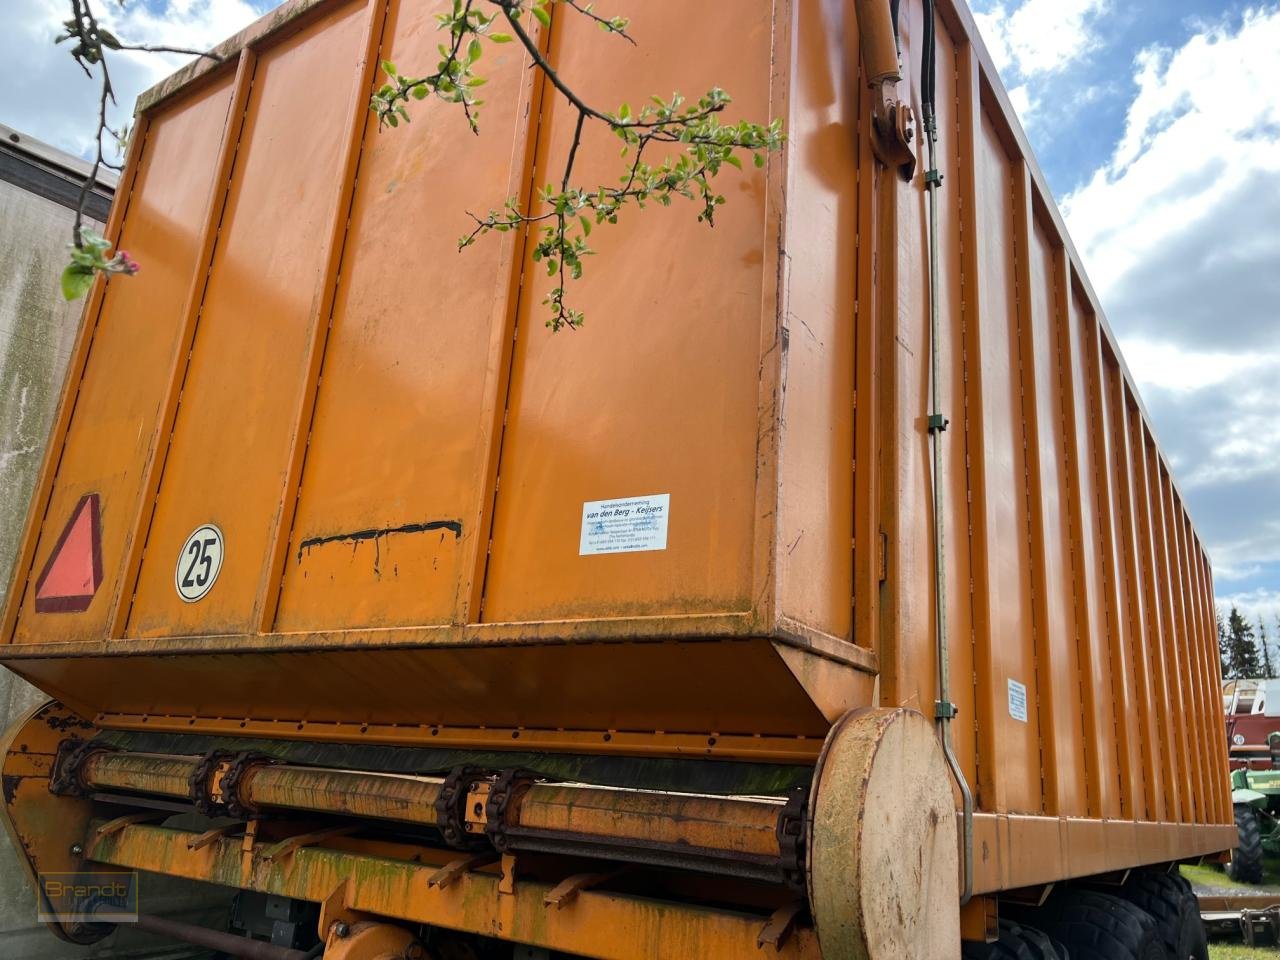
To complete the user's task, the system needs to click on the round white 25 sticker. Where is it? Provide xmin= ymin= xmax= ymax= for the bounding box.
xmin=175 ymin=524 xmax=224 ymax=603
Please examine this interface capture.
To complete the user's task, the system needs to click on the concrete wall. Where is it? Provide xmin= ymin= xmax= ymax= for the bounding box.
xmin=0 ymin=129 xmax=230 ymax=959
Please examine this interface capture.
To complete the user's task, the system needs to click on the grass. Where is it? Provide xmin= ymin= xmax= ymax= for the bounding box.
xmin=1187 ymin=856 xmax=1280 ymax=956
xmin=1182 ymin=856 xmax=1280 ymax=891
xmin=1208 ymin=944 xmax=1278 ymax=959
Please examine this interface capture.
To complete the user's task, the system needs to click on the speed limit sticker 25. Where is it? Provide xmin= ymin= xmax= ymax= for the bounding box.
xmin=175 ymin=524 xmax=224 ymax=603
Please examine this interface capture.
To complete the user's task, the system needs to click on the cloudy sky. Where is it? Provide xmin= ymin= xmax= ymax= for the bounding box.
xmin=2 ymin=0 xmax=1278 ymax=633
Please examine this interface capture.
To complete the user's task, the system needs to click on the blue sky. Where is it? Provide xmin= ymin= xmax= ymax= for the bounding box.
xmin=969 ymin=0 xmax=1280 ymax=634
xmin=2 ymin=0 xmax=1278 ymax=633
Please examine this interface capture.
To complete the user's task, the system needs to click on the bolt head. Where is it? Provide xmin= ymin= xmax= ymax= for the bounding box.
xmin=70 ymin=843 xmax=83 ymax=856
xmin=333 ymin=921 xmax=350 ymax=939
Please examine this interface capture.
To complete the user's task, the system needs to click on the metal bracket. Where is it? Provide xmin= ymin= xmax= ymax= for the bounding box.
xmin=93 ymin=811 xmax=165 ymax=843
xmin=775 ymin=786 xmax=809 ymax=891
xmin=543 ymin=868 xmax=628 ymax=909
xmin=187 ymin=821 xmax=244 ymax=852
xmin=927 ymin=413 xmax=949 ymax=433
xmin=261 ymin=824 xmax=360 ymax=864
xmin=934 ymin=700 xmax=958 ymax=721
xmin=427 ymin=853 xmax=498 ymax=890
xmin=758 ymin=900 xmax=805 ymax=950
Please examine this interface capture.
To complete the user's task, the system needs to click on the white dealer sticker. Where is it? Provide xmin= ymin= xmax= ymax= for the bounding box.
xmin=175 ymin=524 xmax=224 ymax=603
xmin=579 ymin=494 xmax=670 ymax=556
xmin=1008 ymin=678 xmax=1029 ymax=723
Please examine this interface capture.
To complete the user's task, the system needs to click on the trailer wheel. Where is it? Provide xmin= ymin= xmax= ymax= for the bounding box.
xmin=961 ymin=919 xmax=1067 ymax=959
xmin=1007 ymin=889 xmax=1164 ymax=960
xmin=1228 ymin=803 xmax=1265 ymax=884
xmin=1112 ymin=868 xmax=1208 ymax=960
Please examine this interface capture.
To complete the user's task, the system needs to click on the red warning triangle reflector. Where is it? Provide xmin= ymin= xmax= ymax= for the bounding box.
xmin=34 ymin=493 xmax=103 ymax=614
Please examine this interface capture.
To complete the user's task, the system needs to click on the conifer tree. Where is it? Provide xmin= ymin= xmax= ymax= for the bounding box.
xmin=1225 ymin=606 xmax=1262 ymax=680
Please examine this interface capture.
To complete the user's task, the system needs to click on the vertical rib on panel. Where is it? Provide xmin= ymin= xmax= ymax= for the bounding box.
xmin=1198 ymin=547 xmax=1230 ymax=823
xmin=1189 ymin=518 xmax=1223 ymax=823
xmin=1061 ymin=277 xmax=1118 ymax=818
xmin=1089 ymin=334 xmax=1137 ymax=819
xmin=1150 ymin=453 xmax=1191 ymax=821
xmin=1174 ymin=503 xmax=1211 ymax=821
xmin=956 ymin=44 xmax=1001 ymax=815
xmin=258 ymin=0 xmax=391 ymax=631
xmin=964 ymin=79 xmax=1045 ymax=815
xmin=1012 ymin=165 xmax=1059 ymax=815
xmin=1053 ymin=256 xmax=1101 ymax=818
xmin=1134 ymin=422 xmax=1180 ymax=820
xmin=1164 ymin=475 xmax=1203 ymax=820
xmin=1113 ymin=389 xmax=1163 ymax=821
xmin=1028 ymin=225 xmax=1088 ymax=818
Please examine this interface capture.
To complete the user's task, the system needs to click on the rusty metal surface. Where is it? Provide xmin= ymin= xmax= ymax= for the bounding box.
xmin=516 ymin=783 xmax=783 ymax=858
xmin=80 ymin=751 xmax=198 ymax=799
xmin=89 ymin=822 xmax=822 ymax=960
xmin=246 ymin=765 xmax=445 ymax=824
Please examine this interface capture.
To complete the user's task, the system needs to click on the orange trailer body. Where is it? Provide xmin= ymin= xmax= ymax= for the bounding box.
xmin=0 ymin=0 xmax=1233 ymax=953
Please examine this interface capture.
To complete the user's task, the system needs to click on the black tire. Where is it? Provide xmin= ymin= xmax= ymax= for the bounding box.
xmin=1228 ymin=803 xmax=1265 ymax=884
xmin=1113 ymin=868 xmax=1208 ymax=960
xmin=962 ymin=919 xmax=1062 ymax=959
xmin=1006 ymin=889 xmax=1165 ymax=960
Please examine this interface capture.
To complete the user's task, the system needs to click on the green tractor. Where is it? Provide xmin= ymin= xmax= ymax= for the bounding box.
xmin=1230 ymin=732 xmax=1280 ymax=883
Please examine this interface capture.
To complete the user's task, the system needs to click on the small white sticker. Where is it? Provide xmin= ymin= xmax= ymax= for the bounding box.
xmin=175 ymin=524 xmax=224 ymax=603
xmin=1008 ymin=678 xmax=1028 ymax=723
xmin=579 ymin=494 xmax=670 ymax=556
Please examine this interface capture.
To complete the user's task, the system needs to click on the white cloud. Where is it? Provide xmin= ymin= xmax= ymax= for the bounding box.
xmin=1216 ymin=588 xmax=1280 ymax=634
xmin=1118 ymin=337 xmax=1270 ymax=393
xmin=0 ymin=0 xmax=265 ymax=158
xmin=1064 ymin=8 xmax=1280 ymax=298
xmin=974 ymin=0 xmax=1110 ymax=79
xmin=1053 ymin=8 xmax=1280 ymax=607
xmin=1006 ymin=83 xmax=1036 ymax=123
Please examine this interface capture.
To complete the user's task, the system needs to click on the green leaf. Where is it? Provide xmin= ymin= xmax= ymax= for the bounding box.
xmin=490 ymin=32 xmax=514 ymax=42
xmin=532 ymin=5 xmax=551 ymax=27
xmin=381 ymin=59 xmax=397 ymax=76
xmin=468 ymin=37 xmax=483 ymax=62
xmin=60 ymin=264 xmax=94 ymax=301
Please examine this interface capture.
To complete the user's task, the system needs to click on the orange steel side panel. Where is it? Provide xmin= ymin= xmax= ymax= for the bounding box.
xmin=774 ymin=0 xmax=859 ymax=641
xmin=879 ymin=11 xmax=979 ymax=799
xmin=272 ymin=0 xmax=539 ymax=631
xmin=0 ymin=0 xmax=1234 ymax=886
xmin=125 ymin=0 xmax=369 ymax=638
xmin=879 ymin=0 xmax=1229 ymax=844
xmin=968 ymin=103 xmax=1042 ymax=816
xmin=10 ymin=79 xmax=235 ymax=645
xmin=1023 ymin=206 xmax=1089 ymax=819
xmin=1064 ymin=284 xmax=1124 ymax=819
xmin=478 ymin=0 xmax=777 ymax=624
